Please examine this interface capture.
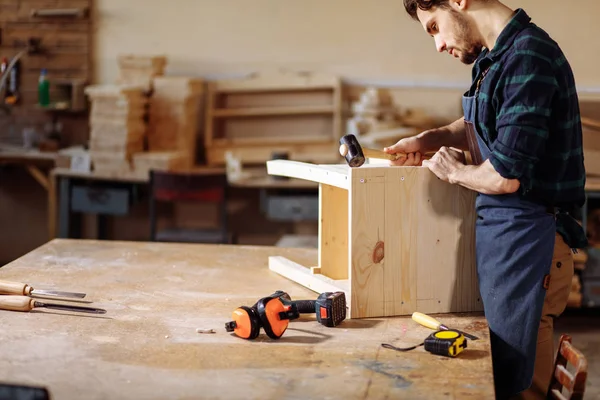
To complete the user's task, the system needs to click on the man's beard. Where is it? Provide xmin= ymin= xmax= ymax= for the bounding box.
xmin=452 ymin=11 xmax=483 ymax=65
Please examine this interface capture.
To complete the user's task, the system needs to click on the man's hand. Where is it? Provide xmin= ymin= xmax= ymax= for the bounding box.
xmin=383 ymin=136 xmax=425 ymax=166
xmin=422 ymin=146 xmax=466 ymax=183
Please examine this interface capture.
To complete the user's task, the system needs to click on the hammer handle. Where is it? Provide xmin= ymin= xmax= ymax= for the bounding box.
xmin=363 ymin=148 xmax=402 ymax=160
xmin=363 ymin=148 xmax=436 ymax=161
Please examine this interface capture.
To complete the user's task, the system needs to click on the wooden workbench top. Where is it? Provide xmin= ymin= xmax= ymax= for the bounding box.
xmin=0 ymin=239 xmax=494 ymax=400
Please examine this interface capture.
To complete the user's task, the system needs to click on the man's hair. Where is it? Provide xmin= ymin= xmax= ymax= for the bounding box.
xmin=403 ymin=0 xmax=451 ymax=20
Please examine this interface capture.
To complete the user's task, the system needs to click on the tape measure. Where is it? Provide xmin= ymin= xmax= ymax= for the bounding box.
xmin=424 ymin=329 xmax=467 ymax=357
xmin=381 ymin=329 xmax=467 ymax=357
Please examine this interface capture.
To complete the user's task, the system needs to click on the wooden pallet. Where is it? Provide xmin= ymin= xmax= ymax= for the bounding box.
xmin=204 ymin=70 xmax=343 ymax=166
xmin=266 ymin=160 xmax=482 ymax=319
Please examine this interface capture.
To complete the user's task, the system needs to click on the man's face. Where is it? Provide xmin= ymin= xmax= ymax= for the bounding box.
xmin=417 ymin=7 xmax=483 ymax=65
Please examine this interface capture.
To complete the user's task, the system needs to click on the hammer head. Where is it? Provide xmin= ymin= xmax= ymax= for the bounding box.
xmin=339 ymin=134 xmax=365 ymax=167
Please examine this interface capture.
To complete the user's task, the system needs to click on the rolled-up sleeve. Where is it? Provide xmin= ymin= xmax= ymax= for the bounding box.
xmin=490 ymin=50 xmax=559 ymax=189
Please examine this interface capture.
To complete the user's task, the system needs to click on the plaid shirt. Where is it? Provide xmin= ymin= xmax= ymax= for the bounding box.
xmin=468 ymin=8 xmax=586 ymax=213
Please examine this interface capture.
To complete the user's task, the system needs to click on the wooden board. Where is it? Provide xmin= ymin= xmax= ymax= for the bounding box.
xmin=267 ymin=161 xmax=481 ymax=319
xmin=266 ymin=160 xmax=350 ymax=189
xmin=0 ymin=239 xmax=494 ymax=400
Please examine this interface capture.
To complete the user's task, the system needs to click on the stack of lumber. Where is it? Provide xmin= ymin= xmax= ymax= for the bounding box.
xmin=568 ymin=249 xmax=587 ymax=308
xmin=117 ymin=54 xmax=168 ymax=93
xmin=346 ymin=87 xmax=401 ymax=137
xmin=140 ymin=76 xmax=204 ymax=172
xmin=85 ymin=84 xmax=148 ymax=175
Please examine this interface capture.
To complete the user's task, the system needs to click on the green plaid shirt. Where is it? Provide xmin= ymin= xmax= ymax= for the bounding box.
xmin=468 ymin=8 xmax=586 ymax=214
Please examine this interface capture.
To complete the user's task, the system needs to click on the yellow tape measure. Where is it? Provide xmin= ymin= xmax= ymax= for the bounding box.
xmin=381 ymin=329 xmax=467 ymax=357
xmin=424 ymin=329 xmax=467 ymax=357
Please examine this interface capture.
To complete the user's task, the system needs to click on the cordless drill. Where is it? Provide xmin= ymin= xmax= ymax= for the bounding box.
xmin=292 ymin=291 xmax=347 ymax=327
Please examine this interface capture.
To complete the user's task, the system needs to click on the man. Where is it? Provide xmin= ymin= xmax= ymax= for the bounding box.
xmin=386 ymin=1 xmax=588 ymax=399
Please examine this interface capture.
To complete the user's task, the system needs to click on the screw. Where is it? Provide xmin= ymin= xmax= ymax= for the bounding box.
xmin=360 ymin=179 xmax=365 ymax=183
xmin=401 ymin=176 xmax=405 ymax=181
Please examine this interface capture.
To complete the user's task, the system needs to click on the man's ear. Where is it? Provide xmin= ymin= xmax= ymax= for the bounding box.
xmin=449 ymin=0 xmax=470 ymax=12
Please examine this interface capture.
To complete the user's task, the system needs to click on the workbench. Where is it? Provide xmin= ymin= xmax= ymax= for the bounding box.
xmin=0 ymin=239 xmax=494 ymax=399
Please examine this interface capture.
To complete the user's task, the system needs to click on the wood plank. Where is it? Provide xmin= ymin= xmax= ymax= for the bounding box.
xmin=414 ymin=168 xmax=480 ymax=314
xmin=212 ymin=105 xmax=335 ymax=118
xmin=266 ymin=160 xmax=349 ymax=189
xmin=349 ymin=167 xmax=387 ymax=318
xmin=17 ymin=0 xmax=90 ymax=20
xmin=3 ymin=25 xmax=89 ymax=52
xmin=318 ymin=183 xmax=348 ymax=280
xmin=219 ymin=114 xmax=333 ymax=140
xmin=385 ymin=167 xmax=418 ymax=315
xmin=208 ymin=142 xmax=340 ymax=166
xmin=268 ymin=255 xmax=349 ymax=295
xmin=212 ymin=135 xmax=332 ymax=146
xmin=24 ymin=53 xmax=89 ymax=71
xmin=222 ymin=89 xmax=333 ymax=109
xmin=213 ymin=70 xmax=340 ymax=92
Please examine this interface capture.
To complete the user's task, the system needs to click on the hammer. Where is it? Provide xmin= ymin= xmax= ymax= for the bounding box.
xmin=339 ymin=134 xmax=412 ymax=167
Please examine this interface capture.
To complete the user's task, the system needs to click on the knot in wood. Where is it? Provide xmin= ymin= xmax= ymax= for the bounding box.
xmin=372 ymin=241 xmax=385 ymax=263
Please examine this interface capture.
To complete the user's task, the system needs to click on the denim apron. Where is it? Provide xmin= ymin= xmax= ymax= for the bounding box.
xmin=463 ymin=76 xmax=556 ymax=398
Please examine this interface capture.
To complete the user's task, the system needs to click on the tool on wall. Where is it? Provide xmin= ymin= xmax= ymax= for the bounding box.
xmin=339 ymin=134 xmax=434 ymax=167
xmin=0 ymin=279 xmax=86 ymax=299
xmin=412 ymin=312 xmax=479 ymax=340
xmin=0 ymin=295 xmax=106 ymax=314
xmin=0 ymin=37 xmax=43 ymax=114
xmin=382 ymin=329 xmax=468 ymax=358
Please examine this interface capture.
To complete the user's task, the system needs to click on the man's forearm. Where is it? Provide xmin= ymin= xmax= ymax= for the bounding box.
xmin=416 ymin=117 xmax=469 ymax=152
xmin=449 ymin=159 xmax=520 ymax=195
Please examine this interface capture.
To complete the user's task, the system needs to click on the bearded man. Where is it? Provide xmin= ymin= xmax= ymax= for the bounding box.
xmin=385 ymin=1 xmax=588 ymax=398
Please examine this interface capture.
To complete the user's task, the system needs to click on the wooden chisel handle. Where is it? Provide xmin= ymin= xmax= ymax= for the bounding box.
xmin=412 ymin=312 xmax=443 ymax=330
xmin=0 ymin=295 xmax=35 ymax=312
xmin=0 ymin=280 xmax=32 ymax=295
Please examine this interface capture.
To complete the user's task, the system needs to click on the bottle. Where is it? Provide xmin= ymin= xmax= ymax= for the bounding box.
xmin=0 ymin=57 xmax=8 ymax=101
xmin=38 ymin=68 xmax=50 ymax=107
xmin=0 ymin=57 xmax=7 ymax=76
xmin=7 ymin=58 xmax=19 ymax=104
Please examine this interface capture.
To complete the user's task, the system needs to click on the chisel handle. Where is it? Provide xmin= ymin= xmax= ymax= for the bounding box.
xmin=0 ymin=295 xmax=35 ymax=312
xmin=0 ymin=280 xmax=32 ymax=295
xmin=412 ymin=312 xmax=443 ymax=330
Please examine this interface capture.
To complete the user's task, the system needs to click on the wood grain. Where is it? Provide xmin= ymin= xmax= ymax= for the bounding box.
xmin=350 ymin=167 xmax=387 ymax=318
xmin=318 ymin=183 xmax=348 ymax=280
xmin=0 ymin=239 xmax=494 ymax=400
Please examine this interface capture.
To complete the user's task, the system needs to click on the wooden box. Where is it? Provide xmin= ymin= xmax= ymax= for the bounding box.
xmin=266 ymin=160 xmax=482 ymax=319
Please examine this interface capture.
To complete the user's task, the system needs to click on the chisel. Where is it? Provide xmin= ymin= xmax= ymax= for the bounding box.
xmin=412 ymin=312 xmax=479 ymax=340
xmin=0 ymin=279 xmax=86 ymax=299
xmin=0 ymin=295 xmax=106 ymax=314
